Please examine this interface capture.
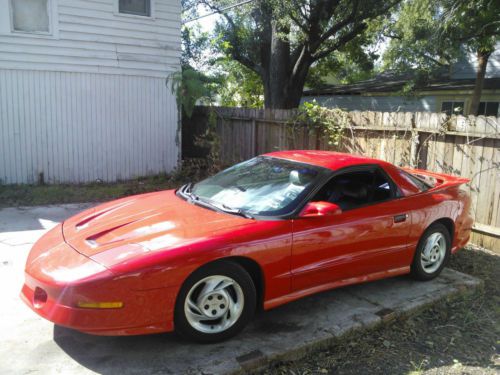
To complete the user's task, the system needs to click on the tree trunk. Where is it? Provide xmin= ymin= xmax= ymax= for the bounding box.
xmin=263 ymin=74 xmax=310 ymax=109
xmin=263 ymin=21 xmax=293 ymax=108
xmin=261 ymin=30 xmax=313 ymax=109
xmin=469 ymin=49 xmax=491 ymax=115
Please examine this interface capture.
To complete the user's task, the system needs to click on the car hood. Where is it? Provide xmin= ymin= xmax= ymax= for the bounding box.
xmin=63 ymin=190 xmax=251 ymax=259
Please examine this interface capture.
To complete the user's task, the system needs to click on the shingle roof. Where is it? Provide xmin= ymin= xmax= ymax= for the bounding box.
xmin=303 ymin=75 xmax=500 ymax=96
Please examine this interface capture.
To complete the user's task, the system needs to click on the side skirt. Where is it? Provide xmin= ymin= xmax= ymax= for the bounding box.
xmin=263 ymin=266 xmax=410 ymax=310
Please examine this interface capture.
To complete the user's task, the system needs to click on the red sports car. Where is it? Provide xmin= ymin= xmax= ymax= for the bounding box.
xmin=21 ymin=151 xmax=473 ymax=342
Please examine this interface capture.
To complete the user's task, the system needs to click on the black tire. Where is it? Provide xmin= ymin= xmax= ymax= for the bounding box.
xmin=410 ymin=223 xmax=451 ymax=281
xmin=174 ymin=260 xmax=256 ymax=343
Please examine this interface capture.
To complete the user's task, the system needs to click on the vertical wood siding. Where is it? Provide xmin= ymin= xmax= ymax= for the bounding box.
xmin=0 ymin=70 xmax=178 ymax=184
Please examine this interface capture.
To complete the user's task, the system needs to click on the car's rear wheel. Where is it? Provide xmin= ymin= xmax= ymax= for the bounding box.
xmin=174 ymin=261 xmax=256 ymax=343
xmin=411 ymin=223 xmax=451 ymax=281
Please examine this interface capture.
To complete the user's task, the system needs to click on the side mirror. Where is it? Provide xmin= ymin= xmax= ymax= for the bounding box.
xmin=299 ymin=201 xmax=342 ymax=218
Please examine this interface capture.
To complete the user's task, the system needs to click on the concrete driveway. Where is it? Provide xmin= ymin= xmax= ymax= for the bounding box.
xmin=0 ymin=204 xmax=480 ymax=375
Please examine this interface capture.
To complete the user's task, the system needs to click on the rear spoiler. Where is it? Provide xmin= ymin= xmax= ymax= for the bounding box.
xmin=401 ymin=167 xmax=470 ymax=189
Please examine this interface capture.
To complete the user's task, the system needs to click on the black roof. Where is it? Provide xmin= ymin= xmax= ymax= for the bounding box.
xmin=303 ymin=74 xmax=500 ymax=96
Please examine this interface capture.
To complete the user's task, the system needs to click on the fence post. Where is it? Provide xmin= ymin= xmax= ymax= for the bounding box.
xmin=252 ymin=118 xmax=258 ymax=156
xmin=409 ymin=112 xmax=419 ymax=168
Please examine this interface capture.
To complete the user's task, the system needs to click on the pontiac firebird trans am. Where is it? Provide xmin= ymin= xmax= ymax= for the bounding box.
xmin=21 ymin=151 xmax=473 ymax=342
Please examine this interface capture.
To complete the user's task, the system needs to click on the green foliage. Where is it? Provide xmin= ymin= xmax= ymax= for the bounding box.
xmin=306 ymin=19 xmax=385 ymax=89
xmin=181 ymin=25 xmax=212 ymax=67
xmin=383 ymin=0 xmax=499 ymax=76
xmin=305 ymin=43 xmax=377 ymax=89
xmin=216 ymin=58 xmax=264 ymax=108
xmin=169 ymin=67 xmax=219 ymax=117
xmin=170 ymin=23 xmax=222 ymax=117
xmin=292 ymin=101 xmax=349 ymax=146
xmin=439 ymin=0 xmax=499 ymax=54
xmin=196 ymin=0 xmax=400 ymax=108
xmin=382 ymin=0 xmax=453 ymax=74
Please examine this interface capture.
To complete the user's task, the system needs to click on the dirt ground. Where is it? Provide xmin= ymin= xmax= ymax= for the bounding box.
xmin=261 ymin=247 xmax=499 ymax=375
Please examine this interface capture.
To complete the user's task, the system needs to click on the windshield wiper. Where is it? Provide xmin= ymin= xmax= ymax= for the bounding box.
xmin=180 ymin=183 xmax=254 ymax=219
xmin=180 ymin=183 xmax=198 ymax=202
xmin=202 ymin=199 xmax=254 ymax=219
xmin=220 ymin=203 xmax=254 ymax=219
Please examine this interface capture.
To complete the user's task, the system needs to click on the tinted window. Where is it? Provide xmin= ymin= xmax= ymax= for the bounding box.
xmin=312 ymin=168 xmax=396 ymax=211
xmin=398 ymin=169 xmax=431 ymax=191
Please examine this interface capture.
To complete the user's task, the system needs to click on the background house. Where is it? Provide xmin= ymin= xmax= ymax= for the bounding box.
xmin=0 ymin=0 xmax=181 ymax=184
xmin=303 ymin=48 xmax=500 ymax=116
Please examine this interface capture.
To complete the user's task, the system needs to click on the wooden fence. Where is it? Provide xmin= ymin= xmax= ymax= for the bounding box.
xmin=183 ymin=106 xmax=500 ymax=251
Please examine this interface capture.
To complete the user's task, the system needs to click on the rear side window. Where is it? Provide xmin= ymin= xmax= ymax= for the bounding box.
xmin=398 ymin=169 xmax=431 ymax=191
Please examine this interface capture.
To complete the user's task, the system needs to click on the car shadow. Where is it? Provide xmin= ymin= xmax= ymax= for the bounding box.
xmin=51 ymin=286 xmax=342 ymax=374
xmin=53 ymin=325 xmax=189 ymax=373
xmin=51 ymin=249 xmax=497 ymax=375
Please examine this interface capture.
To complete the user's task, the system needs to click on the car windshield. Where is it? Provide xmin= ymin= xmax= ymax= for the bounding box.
xmin=191 ymin=156 xmax=324 ymax=216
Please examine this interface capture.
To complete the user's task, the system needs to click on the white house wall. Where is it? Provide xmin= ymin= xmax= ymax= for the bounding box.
xmin=0 ymin=0 xmax=181 ymax=184
xmin=0 ymin=0 xmax=181 ymax=76
xmin=0 ymin=70 xmax=178 ymax=184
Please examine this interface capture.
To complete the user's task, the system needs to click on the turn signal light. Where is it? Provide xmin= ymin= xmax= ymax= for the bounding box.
xmin=77 ymin=301 xmax=124 ymax=309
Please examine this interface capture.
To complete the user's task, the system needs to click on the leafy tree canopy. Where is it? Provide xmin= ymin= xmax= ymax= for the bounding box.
xmin=192 ymin=0 xmax=400 ymax=108
xmin=382 ymin=0 xmax=499 ymax=113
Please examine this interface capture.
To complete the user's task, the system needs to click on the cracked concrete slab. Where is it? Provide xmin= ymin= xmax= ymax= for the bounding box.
xmin=0 ymin=204 xmax=481 ymax=375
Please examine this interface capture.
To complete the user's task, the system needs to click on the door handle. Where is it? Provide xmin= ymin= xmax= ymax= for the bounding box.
xmin=393 ymin=214 xmax=408 ymax=223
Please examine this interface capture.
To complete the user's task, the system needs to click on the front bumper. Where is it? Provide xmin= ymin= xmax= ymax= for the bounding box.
xmin=21 ymin=225 xmax=177 ymax=335
xmin=20 ymin=272 xmax=176 ymax=335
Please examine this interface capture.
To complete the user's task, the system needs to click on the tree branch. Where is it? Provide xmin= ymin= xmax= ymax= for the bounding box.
xmin=199 ymin=0 xmax=263 ymax=75
xmin=312 ymin=22 xmax=367 ymax=60
xmin=311 ymin=0 xmax=401 ymax=60
xmin=289 ymin=12 xmax=308 ymax=33
xmin=418 ymin=52 xmax=450 ymax=67
xmin=383 ymin=32 xmax=403 ymax=40
xmin=316 ymin=0 xmax=359 ymax=46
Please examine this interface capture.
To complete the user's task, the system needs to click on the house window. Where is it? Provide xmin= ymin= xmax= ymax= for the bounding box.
xmin=441 ymin=101 xmax=465 ymax=116
xmin=478 ymin=102 xmax=499 ymax=116
xmin=119 ymin=0 xmax=151 ymax=16
xmin=11 ymin=0 xmax=50 ymax=33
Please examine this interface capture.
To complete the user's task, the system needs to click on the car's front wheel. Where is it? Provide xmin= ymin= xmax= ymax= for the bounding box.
xmin=411 ymin=223 xmax=451 ymax=281
xmin=174 ymin=261 xmax=256 ymax=343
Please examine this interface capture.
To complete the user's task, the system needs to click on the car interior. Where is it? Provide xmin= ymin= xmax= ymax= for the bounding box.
xmin=312 ymin=168 xmax=397 ymax=211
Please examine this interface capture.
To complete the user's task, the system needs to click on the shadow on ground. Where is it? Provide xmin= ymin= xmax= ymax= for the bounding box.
xmin=53 ymin=327 xmax=184 ymax=373
xmin=264 ymin=248 xmax=499 ymax=375
xmin=51 ymin=288 xmax=331 ymax=374
xmin=51 ymin=262 xmax=484 ymax=375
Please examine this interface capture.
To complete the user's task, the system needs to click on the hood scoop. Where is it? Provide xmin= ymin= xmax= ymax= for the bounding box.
xmin=84 ymin=220 xmax=142 ymax=248
xmin=63 ymin=190 xmax=252 ymax=257
xmin=76 ymin=201 xmax=136 ymax=231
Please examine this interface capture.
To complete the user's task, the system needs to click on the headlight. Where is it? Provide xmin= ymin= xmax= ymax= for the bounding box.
xmin=90 ymin=244 xmax=149 ymax=268
xmin=43 ymin=260 xmax=108 ymax=283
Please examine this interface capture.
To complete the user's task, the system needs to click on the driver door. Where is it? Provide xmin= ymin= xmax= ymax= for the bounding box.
xmin=291 ymin=166 xmax=412 ymax=292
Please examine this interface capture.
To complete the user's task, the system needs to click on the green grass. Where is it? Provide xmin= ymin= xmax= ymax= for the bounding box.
xmin=0 ymin=169 xmax=207 ymax=208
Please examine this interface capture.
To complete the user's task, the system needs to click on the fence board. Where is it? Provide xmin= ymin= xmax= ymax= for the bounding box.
xmin=184 ymin=106 xmax=500 ymax=250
